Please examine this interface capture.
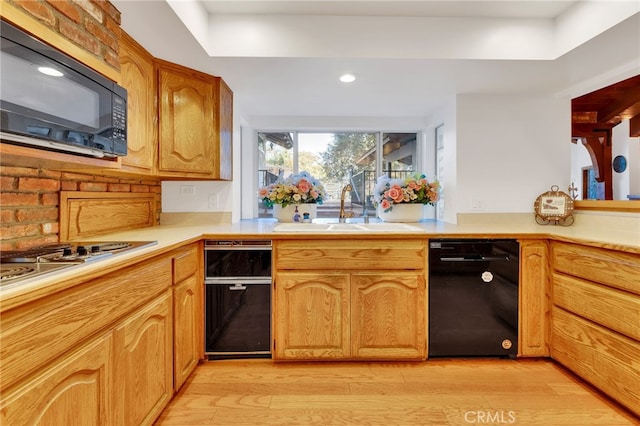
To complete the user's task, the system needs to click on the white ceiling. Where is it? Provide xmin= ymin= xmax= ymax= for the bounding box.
xmin=199 ymin=1 xmax=575 ymax=18
xmin=112 ymin=1 xmax=640 ymax=123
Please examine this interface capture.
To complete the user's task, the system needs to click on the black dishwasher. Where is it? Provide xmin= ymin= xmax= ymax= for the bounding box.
xmin=428 ymin=239 xmax=519 ymax=358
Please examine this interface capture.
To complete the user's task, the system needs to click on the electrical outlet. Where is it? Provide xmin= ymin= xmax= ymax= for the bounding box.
xmin=472 ymin=199 xmax=482 ymax=211
xmin=179 ymin=185 xmax=195 ymax=195
xmin=208 ymin=194 xmax=219 ymax=209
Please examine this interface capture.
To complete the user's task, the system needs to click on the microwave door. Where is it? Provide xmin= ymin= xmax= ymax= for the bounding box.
xmin=1 ymin=41 xmax=104 ymax=128
xmin=0 ymin=25 xmax=126 ymax=158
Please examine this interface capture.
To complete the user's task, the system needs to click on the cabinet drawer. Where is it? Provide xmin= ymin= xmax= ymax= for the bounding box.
xmin=275 ymin=240 xmax=426 ymax=270
xmin=551 ymin=306 xmax=640 ymax=417
xmin=553 ymin=273 xmax=640 ymax=341
xmin=551 ymin=242 xmax=640 ymax=295
xmin=172 ymin=244 xmax=199 ymax=283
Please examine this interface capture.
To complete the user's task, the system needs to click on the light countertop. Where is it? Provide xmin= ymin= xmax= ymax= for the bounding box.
xmin=2 ymin=211 xmax=638 ymax=307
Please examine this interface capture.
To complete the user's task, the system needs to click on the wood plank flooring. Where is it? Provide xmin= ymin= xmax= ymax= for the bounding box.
xmin=156 ymin=358 xmax=639 ymax=425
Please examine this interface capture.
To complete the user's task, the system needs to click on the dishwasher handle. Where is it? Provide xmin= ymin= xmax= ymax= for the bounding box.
xmin=439 ymin=255 xmax=510 ymax=262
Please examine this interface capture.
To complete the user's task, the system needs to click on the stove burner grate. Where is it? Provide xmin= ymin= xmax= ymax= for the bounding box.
xmin=0 ymin=244 xmax=72 ymax=263
xmin=1 ymin=265 xmax=36 ymax=281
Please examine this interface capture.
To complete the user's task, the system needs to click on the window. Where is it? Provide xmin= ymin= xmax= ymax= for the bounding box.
xmin=257 ymin=131 xmax=418 ymax=218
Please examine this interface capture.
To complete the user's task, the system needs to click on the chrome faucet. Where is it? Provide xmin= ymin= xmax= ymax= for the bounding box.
xmin=339 ymin=184 xmax=354 ymax=223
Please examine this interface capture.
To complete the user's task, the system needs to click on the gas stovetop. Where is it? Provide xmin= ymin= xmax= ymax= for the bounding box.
xmin=1 ymin=241 xmax=157 ymax=286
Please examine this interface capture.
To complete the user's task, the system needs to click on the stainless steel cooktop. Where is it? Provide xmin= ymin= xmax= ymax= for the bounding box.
xmin=1 ymin=241 xmax=157 ymax=287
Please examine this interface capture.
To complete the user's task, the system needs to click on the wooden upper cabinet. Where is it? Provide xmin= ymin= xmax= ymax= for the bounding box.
xmin=157 ymin=60 xmax=216 ymax=178
xmin=119 ymin=31 xmax=156 ymax=175
xmin=216 ymin=78 xmax=233 ymax=180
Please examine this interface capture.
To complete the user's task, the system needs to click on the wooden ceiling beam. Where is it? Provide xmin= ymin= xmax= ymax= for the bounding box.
xmin=597 ymin=94 xmax=640 ymax=123
xmin=630 ymin=114 xmax=640 ymax=137
xmin=571 ymin=122 xmax=616 ymax=138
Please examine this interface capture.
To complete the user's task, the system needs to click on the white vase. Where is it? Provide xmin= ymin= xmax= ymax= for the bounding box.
xmin=272 ymin=204 xmax=318 ymax=222
xmin=377 ymin=204 xmax=423 ymax=222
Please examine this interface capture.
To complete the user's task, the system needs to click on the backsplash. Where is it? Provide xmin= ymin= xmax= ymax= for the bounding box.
xmin=0 ymin=166 xmax=161 ymax=250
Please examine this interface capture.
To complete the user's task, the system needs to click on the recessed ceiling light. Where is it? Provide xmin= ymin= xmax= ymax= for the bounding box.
xmin=339 ymin=73 xmax=357 ymax=83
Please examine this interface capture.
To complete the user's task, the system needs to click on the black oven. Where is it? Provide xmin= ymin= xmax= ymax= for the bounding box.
xmin=204 ymin=240 xmax=272 ymax=359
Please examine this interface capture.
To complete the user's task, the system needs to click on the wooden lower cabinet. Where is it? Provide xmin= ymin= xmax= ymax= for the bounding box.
xmin=0 ymin=250 xmax=186 ymax=426
xmin=351 ymin=272 xmax=426 ymax=359
xmin=274 ymin=272 xmax=350 ymax=359
xmin=551 ymin=306 xmax=640 ymax=414
xmin=274 ymin=270 xmax=426 ymax=361
xmin=518 ymin=239 xmax=549 ymax=357
xmin=550 ymin=241 xmax=640 ymax=417
xmin=0 ymin=332 xmax=114 ymax=425
xmin=114 ymin=290 xmax=173 ymax=426
xmin=171 ymin=243 xmax=203 ymax=390
xmin=173 ymin=275 xmax=201 ymax=389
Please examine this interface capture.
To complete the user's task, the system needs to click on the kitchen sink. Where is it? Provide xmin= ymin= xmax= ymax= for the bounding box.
xmin=273 ymin=222 xmax=423 ymax=233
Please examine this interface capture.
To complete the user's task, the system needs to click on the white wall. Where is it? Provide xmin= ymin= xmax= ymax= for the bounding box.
xmin=426 ymin=98 xmax=457 ymax=223
xmin=161 ymin=180 xmax=233 ymax=213
xmin=455 ymin=94 xmax=570 ymax=214
xmin=240 ymin=124 xmax=259 ymax=219
xmin=162 ymin=94 xmax=573 ymax=222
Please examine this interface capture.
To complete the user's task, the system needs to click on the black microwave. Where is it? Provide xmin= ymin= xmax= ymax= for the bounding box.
xmin=0 ymin=20 xmax=127 ymax=158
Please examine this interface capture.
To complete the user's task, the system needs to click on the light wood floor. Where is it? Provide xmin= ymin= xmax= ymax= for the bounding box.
xmin=156 ymin=358 xmax=639 ymax=425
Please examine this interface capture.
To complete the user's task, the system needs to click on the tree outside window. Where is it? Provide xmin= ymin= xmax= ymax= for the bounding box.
xmin=258 ymin=131 xmax=417 ymax=218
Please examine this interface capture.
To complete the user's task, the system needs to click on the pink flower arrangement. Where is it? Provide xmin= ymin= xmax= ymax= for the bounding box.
xmin=373 ymin=173 xmax=439 ymax=212
xmin=258 ymin=171 xmax=326 ymax=208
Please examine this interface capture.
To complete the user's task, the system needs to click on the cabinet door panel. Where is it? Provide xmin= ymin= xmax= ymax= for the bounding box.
xmin=174 ymin=275 xmax=200 ymax=390
xmin=217 ymin=78 xmax=233 ymax=180
xmin=0 ymin=332 xmax=113 ymax=426
xmin=158 ymin=66 xmax=214 ymax=175
xmin=351 ymin=273 xmax=426 ymax=359
xmin=119 ymin=32 xmax=155 ymax=173
xmin=274 ymin=272 xmax=350 ymax=359
xmin=114 ymin=291 xmax=173 ymax=426
xmin=519 ymin=240 xmax=549 ymax=357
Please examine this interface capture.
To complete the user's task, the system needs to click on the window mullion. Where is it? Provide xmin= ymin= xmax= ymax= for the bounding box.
xmin=292 ymin=131 xmax=299 ymax=174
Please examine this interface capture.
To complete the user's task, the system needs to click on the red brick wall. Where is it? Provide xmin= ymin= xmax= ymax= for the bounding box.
xmin=0 ymin=1 xmax=161 ymax=251
xmin=6 ymin=0 xmax=122 ymax=70
xmin=0 ymin=167 xmax=161 ymax=250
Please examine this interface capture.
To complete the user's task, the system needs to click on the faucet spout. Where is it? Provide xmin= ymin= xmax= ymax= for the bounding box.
xmin=339 ymin=184 xmax=353 ymax=223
